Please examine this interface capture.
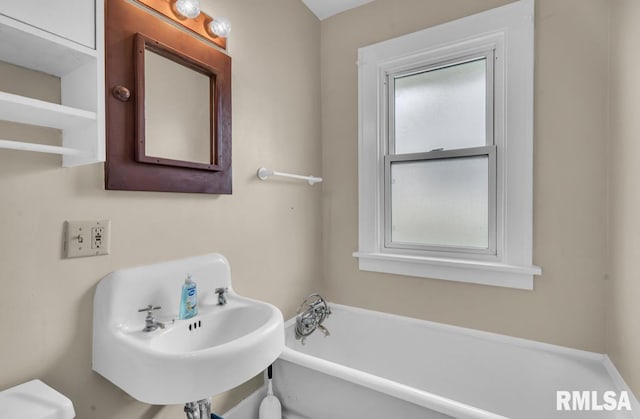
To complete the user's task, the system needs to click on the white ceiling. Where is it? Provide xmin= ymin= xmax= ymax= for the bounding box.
xmin=301 ymin=0 xmax=375 ymax=20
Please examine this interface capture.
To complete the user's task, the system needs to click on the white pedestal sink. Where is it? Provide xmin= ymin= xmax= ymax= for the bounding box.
xmin=92 ymin=254 xmax=284 ymax=405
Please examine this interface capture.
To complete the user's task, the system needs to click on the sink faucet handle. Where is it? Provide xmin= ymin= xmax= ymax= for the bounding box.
xmin=215 ymin=287 xmax=228 ymax=305
xmin=138 ymin=305 xmax=162 ymax=313
xmin=138 ymin=305 xmax=165 ymax=332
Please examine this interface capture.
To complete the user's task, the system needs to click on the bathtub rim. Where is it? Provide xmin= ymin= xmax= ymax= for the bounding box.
xmin=282 ymin=302 xmax=639 ymax=419
xmin=285 ymin=303 xmax=605 ymax=361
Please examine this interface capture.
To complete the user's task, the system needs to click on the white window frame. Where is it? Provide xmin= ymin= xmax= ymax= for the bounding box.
xmin=385 ymin=51 xmax=496 ymax=256
xmin=354 ymin=0 xmax=541 ymax=290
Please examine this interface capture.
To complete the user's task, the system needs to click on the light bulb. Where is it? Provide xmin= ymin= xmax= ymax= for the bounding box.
xmin=174 ymin=0 xmax=200 ymax=19
xmin=209 ymin=17 xmax=231 ymax=38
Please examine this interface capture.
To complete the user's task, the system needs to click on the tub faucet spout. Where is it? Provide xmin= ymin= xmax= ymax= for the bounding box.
xmin=318 ymin=324 xmax=331 ymax=337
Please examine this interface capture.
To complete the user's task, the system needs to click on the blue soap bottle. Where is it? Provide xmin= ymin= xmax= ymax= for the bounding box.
xmin=179 ymin=275 xmax=198 ymax=320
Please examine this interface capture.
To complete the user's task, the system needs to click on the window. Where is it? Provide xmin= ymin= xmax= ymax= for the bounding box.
xmin=355 ymin=0 xmax=541 ymax=289
xmin=387 ymin=54 xmax=495 ymax=254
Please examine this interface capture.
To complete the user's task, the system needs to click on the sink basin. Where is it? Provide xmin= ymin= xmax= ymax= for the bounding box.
xmin=147 ymin=304 xmax=274 ymax=353
xmin=92 ymin=254 xmax=284 ymax=405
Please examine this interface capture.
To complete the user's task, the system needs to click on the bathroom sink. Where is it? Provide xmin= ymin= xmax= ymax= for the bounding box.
xmin=93 ymin=254 xmax=284 ymax=405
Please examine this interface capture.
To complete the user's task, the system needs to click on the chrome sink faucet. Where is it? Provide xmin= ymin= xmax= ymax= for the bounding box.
xmin=138 ymin=305 xmax=165 ymax=332
xmin=215 ymin=288 xmax=228 ymax=305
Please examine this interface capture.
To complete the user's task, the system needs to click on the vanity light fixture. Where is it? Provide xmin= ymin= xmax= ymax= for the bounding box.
xmin=174 ymin=0 xmax=200 ymax=19
xmin=209 ymin=17 xmax=231 ymax=38
xmin=137 ymin=0 xmax=230 ymax=48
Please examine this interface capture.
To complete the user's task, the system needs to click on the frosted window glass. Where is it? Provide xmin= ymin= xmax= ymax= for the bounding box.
xmin=394 ymin=59 xmax=486 ymax=154
xmin=391 ymin=156 xmax=489 ymax=248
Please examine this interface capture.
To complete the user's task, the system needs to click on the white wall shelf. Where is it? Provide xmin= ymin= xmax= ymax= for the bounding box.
xmin=0 ymin=92 xmax=96 ymax=129
xmin=0 ymin=1 xmax=105 ymax=167
xmin=0 ymin=140 xmax=85 ymax=156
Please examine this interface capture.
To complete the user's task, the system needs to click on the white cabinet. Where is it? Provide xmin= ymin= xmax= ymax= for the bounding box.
xmin=1 ymin=0 xmax=95 ymax=48
xmin=0 ymin=0 xmax=104 ymax=166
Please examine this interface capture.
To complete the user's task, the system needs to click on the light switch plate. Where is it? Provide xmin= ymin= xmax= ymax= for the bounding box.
xmin=65 ymin=220 xmax=111 ymax=258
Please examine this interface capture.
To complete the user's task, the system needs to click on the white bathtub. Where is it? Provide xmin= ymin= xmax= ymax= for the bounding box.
xmin=271 ymin=303 xmax=637 ymax=419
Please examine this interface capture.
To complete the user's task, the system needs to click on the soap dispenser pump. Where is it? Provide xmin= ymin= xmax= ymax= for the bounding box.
xmin=179 ymin=275 xmax=198 ymax=320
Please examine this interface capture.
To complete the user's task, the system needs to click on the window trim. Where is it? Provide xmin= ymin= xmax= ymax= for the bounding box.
xmin=354 ymin=0 xmax=541 ymax=290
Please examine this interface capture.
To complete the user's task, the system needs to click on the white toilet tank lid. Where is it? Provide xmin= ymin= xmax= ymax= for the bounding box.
xmin=0 ymin=379 xmax=75 ymax=419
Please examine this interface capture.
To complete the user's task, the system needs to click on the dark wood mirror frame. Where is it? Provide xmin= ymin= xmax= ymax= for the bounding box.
xmin=105 ymin=0 xmax=232 ymax=194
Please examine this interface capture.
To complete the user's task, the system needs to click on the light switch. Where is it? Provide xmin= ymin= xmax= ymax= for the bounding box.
xmin=65 ymin=220 xmax=111 ymax=258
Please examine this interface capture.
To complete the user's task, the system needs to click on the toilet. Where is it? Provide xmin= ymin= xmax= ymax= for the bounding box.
xmin=0 ymin=380 xmax=75 ymax=419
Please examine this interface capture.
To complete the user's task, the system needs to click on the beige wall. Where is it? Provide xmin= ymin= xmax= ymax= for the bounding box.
xmin=608 ymin=0 xmax=640 ymax=395
xmin=320 ymin=0 xmax=609 ymax=353
xmin=0 ymin=0 xmax=320 ymax=417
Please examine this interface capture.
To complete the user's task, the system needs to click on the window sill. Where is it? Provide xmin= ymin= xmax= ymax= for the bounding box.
xmin=353 ymin=252 xmax=541 ymax=290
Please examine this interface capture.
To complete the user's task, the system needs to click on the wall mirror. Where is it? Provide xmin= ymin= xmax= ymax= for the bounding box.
xmin=106 ymin=0 xmax=232 ymax=194
xmin=136 ymin=34 xmax=217 ymax=170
